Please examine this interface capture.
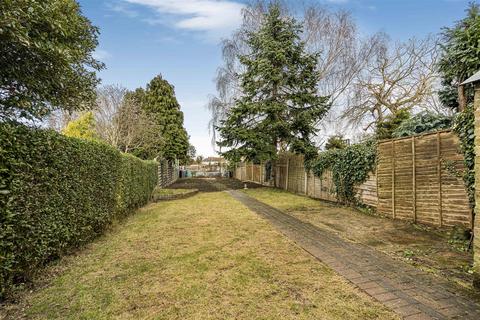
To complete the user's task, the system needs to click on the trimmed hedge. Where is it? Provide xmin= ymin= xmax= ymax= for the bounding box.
xmin=117 ymin=153 xmax=158 ymax=214
xmin=0 ymin=123 xmax=158 ymax=299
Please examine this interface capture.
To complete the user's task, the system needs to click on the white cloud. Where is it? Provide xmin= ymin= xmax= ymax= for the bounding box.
xmin=92 ymin=49 xmax=111 ymax=61
xmin=108 ymin=2 xmax=140 ymax=18
xmin=124 ymin=0 xmax=244 ymax=40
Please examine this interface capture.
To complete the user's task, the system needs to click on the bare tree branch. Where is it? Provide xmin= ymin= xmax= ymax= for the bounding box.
xmin=342 ymin=35 xmax=439 ymax=129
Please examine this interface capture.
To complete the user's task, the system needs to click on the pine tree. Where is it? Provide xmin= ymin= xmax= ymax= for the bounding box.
xmin=438 ymin=3 xmax=480 ymax=111
xmin=143 ymin=75 xmax=189 ymax=162
xmin=217 ymin=4 xmax=329 ymax=164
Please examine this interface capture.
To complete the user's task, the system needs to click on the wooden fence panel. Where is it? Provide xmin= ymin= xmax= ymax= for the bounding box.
xmin=316 ymin=170 xmax=336 ymax=202
xmin=306 ymin=171 xmax=315 ymax=197
xmin=355 ymin=172 xmax=378 ymax=207
xmin=377 ymin=141 xmax=394 ymax=218
xmin=377 ymin=130 xmax=471 ymax=228
xmin=235 ymin=131 xmax=470 ymax=228
xmin=415 ymin=134 xmax=441 ymax=225
xmin=439 ymin=132 xmax=472 ymax=226
xmin=253 ymin=164 xmax=261 ymax=183
xmin=286 ymin=155 xmax=306 ymax=194
xmin=394 ymin=138 xmax=414 ymax=221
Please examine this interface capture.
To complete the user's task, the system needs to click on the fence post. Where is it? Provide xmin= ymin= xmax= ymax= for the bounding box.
xmin=285 ymin=157 xmax=289 ymax=190
xmin=437 ymin=132 xmax=443 ymax=227
xmin=472 ymin=80 xmax=480 ymax=288
xmin=304 ymin=170 xmax=308 ymax=195
xmin=312 ymin=172 xmax=315 ymax=198
xmin=412 ymin=136 xmax=416 ymax=222
xmin=319 ymin=171 xmax=323 ymax=199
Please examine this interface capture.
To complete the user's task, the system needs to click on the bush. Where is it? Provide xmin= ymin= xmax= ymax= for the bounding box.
xmin=0 ymin=123 xmax=158 ymax=299
xmin=376 ymin=109 xmax=410 ymax=140
xmin=325 ymin=134 xmax=348 ymax=150
xmin=392 ymin=111 xmax=453 ymax=138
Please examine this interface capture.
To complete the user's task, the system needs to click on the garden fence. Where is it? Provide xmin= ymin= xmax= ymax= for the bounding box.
xmin=158 ymin=158 xmax=179 ymax=187
xmin=377 ymin=130 xmax=471 ymax=227
xmin=234 ymin=130 xmax=471 ymax=228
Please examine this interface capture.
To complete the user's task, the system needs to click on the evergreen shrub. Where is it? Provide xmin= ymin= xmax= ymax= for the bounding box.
xmin=0 ymin=123 xmax=158 ymax=298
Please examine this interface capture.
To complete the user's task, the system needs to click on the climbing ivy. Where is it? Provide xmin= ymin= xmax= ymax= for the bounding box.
xmin=453 ymin=104 xmax=475 ymax=208
xmin=310 ymin=140 xmax=377 ymax=204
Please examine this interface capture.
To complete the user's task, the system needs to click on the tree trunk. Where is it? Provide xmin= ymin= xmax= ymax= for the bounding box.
xmin=458 ymin=84 xmax=467 ymax=112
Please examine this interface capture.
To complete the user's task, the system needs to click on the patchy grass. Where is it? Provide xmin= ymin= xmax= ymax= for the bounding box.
xmin=2 ymin=187 xmax=397 ymax=320
xmin=243 ymin=187 xmax=474 ymax=289
xmin=151 ymin=187 xmax=197 ymax=201
xmin=153 ymin=188 xmax=192 ymax=196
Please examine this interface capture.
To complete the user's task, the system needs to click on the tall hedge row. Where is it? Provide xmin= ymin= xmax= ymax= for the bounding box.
xmin=0 ymin=123 xmax=158 ymax=299
xmin=117 ymin=153 xmax=158 ymax=215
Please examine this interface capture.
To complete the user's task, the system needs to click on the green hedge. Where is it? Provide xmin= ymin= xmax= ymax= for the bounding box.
xmin=0 ymin=123 xmax=158 ymax=299
xmin=117 ymin=153 xmax=158 ymax=215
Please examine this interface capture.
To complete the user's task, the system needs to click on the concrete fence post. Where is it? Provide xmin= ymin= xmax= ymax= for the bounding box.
xmin=473 ymin=82 xmax=480 ymax=288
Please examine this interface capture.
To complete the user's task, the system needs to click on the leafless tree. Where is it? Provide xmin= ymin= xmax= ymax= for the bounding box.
xmin=116 ymin=92 xmax=163 ymax=154
xmin=95 ymin=85 xmax=127 ymax=148
xmin=46 ymin=110 xmax=76 ymax=132
xmin=343 ymin=35 xmax=439 ymax=130
xmin=207 ymin=0 xmax=382 ymax=146
xmin=46 ymin=84 xmax=163 ymax=155
xmin=302 ymin=5 xmax=383 ymax=104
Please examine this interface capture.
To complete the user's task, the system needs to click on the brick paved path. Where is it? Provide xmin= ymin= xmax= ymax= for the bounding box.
xmin=210 ymin=180 xmax=480 ymax=319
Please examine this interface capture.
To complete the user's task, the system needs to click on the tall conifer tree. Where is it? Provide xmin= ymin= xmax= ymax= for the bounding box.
xmin=217 ymin=4 xmax=329 ymax=164
xmin=438 ymin=3 xmax=480 ymax=111
xmin=143 ymin=75 xmax=189 ymax=162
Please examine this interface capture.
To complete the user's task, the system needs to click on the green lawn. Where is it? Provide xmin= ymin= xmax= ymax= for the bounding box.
xmin=3 ymin=189 xmax=397 ymax=319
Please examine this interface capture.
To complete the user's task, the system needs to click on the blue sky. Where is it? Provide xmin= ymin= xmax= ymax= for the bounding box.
xmin=78 ymin=0 xmax=473 ymax=156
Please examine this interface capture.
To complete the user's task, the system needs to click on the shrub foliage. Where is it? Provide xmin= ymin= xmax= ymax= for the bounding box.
xmin=0 ymin=0 xmax=103 ymax=120
xmin=392 ymin=111 xmax=453 ymax=138
xmin=0 ymin=123 xmax=158 ymax=299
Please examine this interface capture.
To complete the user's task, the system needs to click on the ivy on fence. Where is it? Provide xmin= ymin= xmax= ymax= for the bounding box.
xmin=453 ymin=104 xmax=475 ymax=209
xmin=309 ymin=140 xmax=376 ymax=204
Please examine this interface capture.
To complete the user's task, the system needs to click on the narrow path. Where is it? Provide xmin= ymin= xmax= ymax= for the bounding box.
xmin=211 ymin=180 xmax=480 ymax=319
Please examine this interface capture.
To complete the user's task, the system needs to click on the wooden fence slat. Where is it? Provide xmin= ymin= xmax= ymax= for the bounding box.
xmin=285 ymin=158 xmax=289 ymax=190
xmin=412 ymin=136 xmax=416 ymax=222
xmin=437 ymin=132 xmax=443 ymax=227
xmin=392 ymin=140 xmax=396 ymax=219
xmin=304 ymin=171 xmax=307 ymax=195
